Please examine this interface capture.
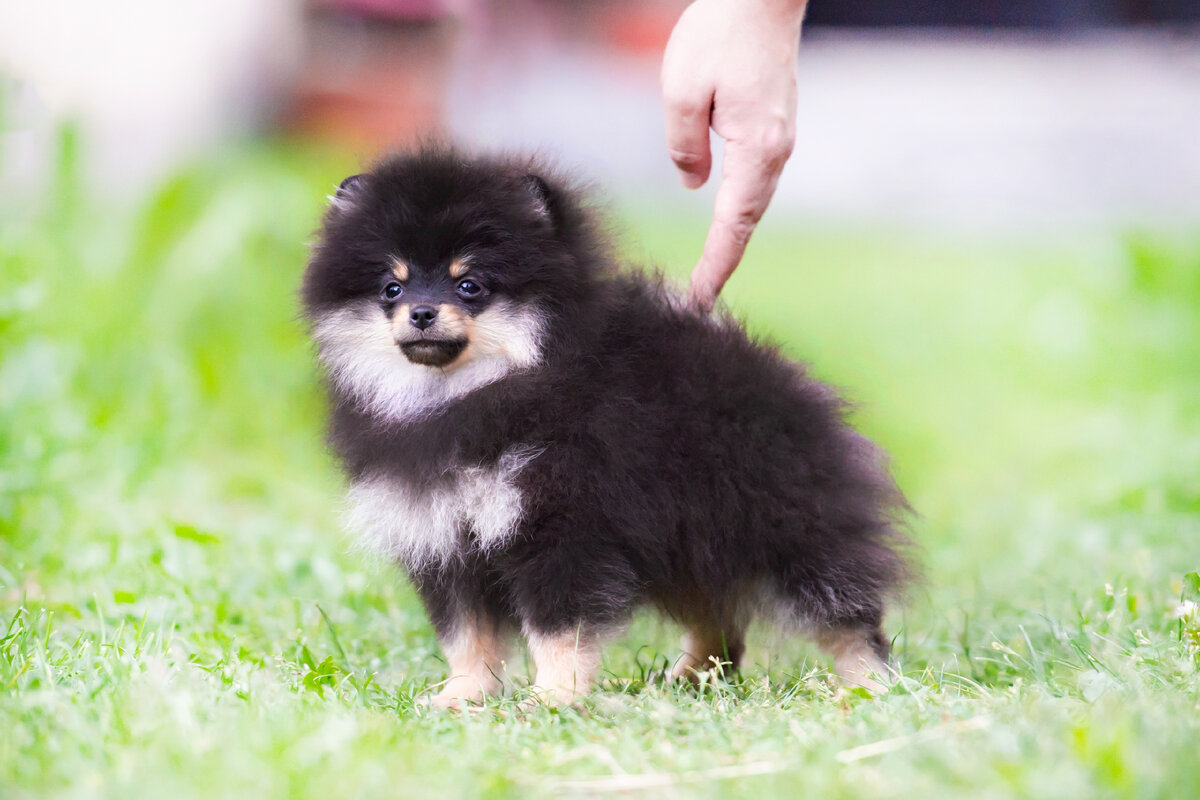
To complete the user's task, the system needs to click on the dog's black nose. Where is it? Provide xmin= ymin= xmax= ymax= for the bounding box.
xmin=409 ymin=305 xmax=438 ymax=330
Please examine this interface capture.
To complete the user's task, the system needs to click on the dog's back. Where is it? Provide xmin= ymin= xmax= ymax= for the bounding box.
xmin=501 ymin=273 xmax=908 ymax=662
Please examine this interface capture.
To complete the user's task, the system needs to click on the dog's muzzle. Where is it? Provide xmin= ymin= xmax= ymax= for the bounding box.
xmin=399 ymin=338 xmax=467 ymax=367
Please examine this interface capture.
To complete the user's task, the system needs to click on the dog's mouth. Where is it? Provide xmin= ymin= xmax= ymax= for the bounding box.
xmin=399 ymin=338 xmax=468 ymax=367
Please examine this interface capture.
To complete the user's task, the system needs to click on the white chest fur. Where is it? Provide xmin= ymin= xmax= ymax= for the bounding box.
xmin=343 ymin=446 xmax=540 ymax=570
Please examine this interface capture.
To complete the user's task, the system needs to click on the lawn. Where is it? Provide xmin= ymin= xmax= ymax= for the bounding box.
xmin=2 ymin=137 xmax=1198 ymax=798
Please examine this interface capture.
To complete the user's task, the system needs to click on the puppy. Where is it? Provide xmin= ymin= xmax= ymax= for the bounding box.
xmin=302 ymin=148 xmax=910 ymax=708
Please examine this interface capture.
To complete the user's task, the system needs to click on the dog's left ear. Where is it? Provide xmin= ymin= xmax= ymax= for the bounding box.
xmin=329 ymin=173 xmax=365 ymax=212
xmin=523 ymin=174 xmax=557 ymax=228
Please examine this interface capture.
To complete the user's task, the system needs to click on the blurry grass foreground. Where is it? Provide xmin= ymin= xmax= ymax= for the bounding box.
xmin=1 ymin=139 xmax=1199 ymax=799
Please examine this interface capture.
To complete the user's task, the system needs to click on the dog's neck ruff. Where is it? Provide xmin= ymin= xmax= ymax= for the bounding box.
xmin=313 ymin=299 xmax=546 ymax=423
xmin=344 ymin=446 xmax=542 ymax=569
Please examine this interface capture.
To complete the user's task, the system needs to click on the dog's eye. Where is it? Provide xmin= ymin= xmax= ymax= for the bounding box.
xmin=456 ymin=279 xmax=483 ymax=298
xmin=382 ymin=282 xmax=404 ymax=301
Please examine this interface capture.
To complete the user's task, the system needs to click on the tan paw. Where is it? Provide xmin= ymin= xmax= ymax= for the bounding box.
xmin=840 ymin=672 xmax=889 ymax=695
xmin=430 ymin=691 xmax=472 ymax=711
xmin=429 ymin=675 xmax=492 ymax=711
xmin=836 ymin=653 xmax=892 ymax=695
xmin=519 ymin=683 xmax=580 ymax=710
xmin=669 ymin=652 xmax=733 ymax=683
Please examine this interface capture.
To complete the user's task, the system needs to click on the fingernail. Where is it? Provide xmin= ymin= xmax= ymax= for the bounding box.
xmin=680 ymin=172 xmax=705 ymax=190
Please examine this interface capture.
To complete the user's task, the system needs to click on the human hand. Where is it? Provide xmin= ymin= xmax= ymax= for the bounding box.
xmin=661 ymin=0 xmax=805 ymax=312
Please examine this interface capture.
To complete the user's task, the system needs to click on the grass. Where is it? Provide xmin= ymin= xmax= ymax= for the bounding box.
xmin=2 ymin=135 xmax=1199 ymax=798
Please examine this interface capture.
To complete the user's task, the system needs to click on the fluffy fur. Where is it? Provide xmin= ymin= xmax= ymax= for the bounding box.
xmin=302 ymin=149 xmax=911 ymax=707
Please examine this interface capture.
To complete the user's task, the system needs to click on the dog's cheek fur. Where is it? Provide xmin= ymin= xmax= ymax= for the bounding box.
xmin=312 ymin=298 xmax=546 ymax=423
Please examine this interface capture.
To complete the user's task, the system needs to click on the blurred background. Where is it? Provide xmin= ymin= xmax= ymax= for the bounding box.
xmin=2 ymin=0 xmax=1199 ymax=226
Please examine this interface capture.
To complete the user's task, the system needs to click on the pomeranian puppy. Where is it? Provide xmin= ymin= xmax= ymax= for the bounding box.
xmin=302 ymin=148 xmax=909 ymax=708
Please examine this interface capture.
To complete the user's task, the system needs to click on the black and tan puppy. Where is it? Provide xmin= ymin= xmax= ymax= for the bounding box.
xmin=302 ymin=148 xmax=909 ymax=708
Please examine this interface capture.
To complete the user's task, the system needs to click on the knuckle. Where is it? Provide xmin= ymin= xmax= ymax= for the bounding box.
xmin=757 ymin=120 xmax=795 ymax=163
xmin=665 ymin=93 xmax=708 ymax=120
xmin=668 ymin=148 xmax=707 ymax=168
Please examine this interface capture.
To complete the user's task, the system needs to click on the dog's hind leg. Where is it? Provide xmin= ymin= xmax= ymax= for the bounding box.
xmin=670 ymin=622 xmax=746 ymax=682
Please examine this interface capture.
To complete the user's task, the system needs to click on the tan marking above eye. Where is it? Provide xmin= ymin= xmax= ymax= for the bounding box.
xmin=449 ymin=259 xmax=469 ymax=279
xmin=392 ymin=260 xmax=409 ymax=282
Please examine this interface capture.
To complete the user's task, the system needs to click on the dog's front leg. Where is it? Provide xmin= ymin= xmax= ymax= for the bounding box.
xmin=503 ymin=512 xmax=636 ymax=706
xmin=524 ymin=625 xmax=602 ymax=706
xmin=430 ymin=611 xmax=510 ymax=710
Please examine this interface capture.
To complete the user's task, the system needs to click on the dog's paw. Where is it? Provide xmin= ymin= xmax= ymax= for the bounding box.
xmin=518 ymin=684 xmax=580 ymax=711
xmin=835 ymin=655 xmax=892 ymax=696
xmin=669 ymin=654 xmax=731 ymax=685
xmin=430 ymin=691 xmax=475 ymax=711
xmin=839 ymin=673 xmax=889 ymax=696
xmin=429 ymin=675 xmax=492 ymax=711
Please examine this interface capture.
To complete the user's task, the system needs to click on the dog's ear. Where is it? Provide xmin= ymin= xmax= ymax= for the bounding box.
xmin=329 ymin=173 xmax=365 ymax=211
xmin=523 ymin=174 xmax=557 ymax=228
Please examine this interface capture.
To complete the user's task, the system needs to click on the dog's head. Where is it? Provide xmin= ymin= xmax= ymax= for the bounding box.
xmin=302 ymin=149 xmax=599 ymax=421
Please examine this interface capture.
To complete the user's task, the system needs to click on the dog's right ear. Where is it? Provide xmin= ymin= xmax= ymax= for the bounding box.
xmin=523 ymin=174 xmax=558 ymax=229
xmin=328 ymin=173 xmax=365 ymax=211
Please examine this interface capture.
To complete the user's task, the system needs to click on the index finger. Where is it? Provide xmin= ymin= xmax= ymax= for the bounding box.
xmin=687 ymin=143 xmax=786 ymax=312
